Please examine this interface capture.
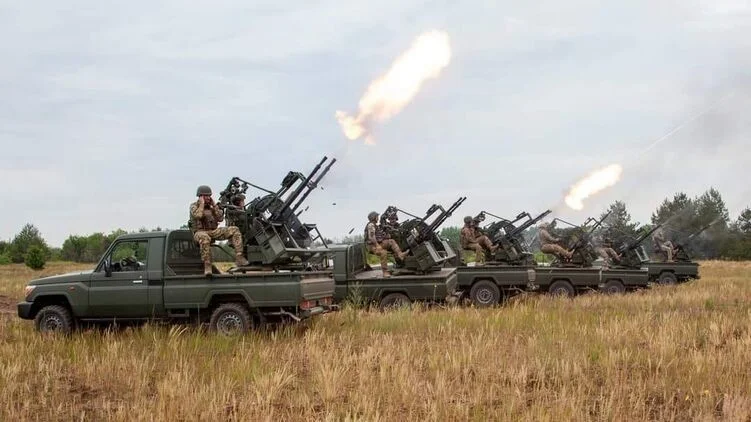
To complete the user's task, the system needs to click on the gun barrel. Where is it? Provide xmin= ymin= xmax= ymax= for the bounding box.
xmin=427 ymin=197 xmax=466 ymax=233
xmin=290 ymin=157 xmax=336 ymax=214
xmin=506 ymin=209 xmax=552 ymax=238
xmin=273 ymin=156 xmax=328 ymax=219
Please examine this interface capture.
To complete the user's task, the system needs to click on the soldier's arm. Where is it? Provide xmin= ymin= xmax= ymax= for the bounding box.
xmin=367 ymin=223 xmax=377 ymax=244
xmin=190 ymin=203 xmax=203 ymax=219
xmin=212 ymin=205 xmax=224 ymax=222
xmin=539 ymin=230 xmax=557 ymax=243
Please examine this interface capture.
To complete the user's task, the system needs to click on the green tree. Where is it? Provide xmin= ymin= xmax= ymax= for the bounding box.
xmin=439 ymin=226 xmax=461 ymax=248
xmin=9 ymin=224 xmax=49 ymax=263
xmin=599 ymin=201 xmax=639 ymax=246
xmin=24 ymin=245 xmax=47 ymax=270
xmin=734 ymin=207 xmax=751 ymax=234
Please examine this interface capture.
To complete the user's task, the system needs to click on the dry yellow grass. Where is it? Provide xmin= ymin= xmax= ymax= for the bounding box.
xmin=1 ymin=261 xmax=751 ymax=420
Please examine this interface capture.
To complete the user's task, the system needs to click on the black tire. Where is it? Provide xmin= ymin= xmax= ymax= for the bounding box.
xmin=658 ymin=272 xmax=677 ymax=285
xmin=209 ymin=303 xmax=252 ymax=336
xmin=602 ymin=279 xmax=626 ymax=294
xmin=379 ymin=292 xmax=411 ymax=310
xmin=548 ymin=280 xmax=576 ymax=297
xmin=34 ymin=305 xmax=74 ymax=335
xmin=469 ymin=280 xmax=501 ymax=307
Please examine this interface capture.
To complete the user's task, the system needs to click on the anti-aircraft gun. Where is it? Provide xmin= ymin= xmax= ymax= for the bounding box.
xmin=613 ymin=224 xmax=663 ymax=269
xmin=379 ymin=197 xmax=466 ymax=273
xmin=663 ymin=219 xmax=721 ymax=262
xmin=472 ymin=210 xmax=552 ymax=266
xmin=550 ymin=211 xmax=611 ymax=268
xmin=217 ymin=156 xmax=336 ymax=270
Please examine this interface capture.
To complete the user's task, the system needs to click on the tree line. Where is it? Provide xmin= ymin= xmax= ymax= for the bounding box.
xmin=2 ymin=187 xmax=749 ymax=270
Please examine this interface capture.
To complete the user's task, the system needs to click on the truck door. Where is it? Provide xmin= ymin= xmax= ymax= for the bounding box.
xmin=88 ymin=239 xmax=150 ymax=317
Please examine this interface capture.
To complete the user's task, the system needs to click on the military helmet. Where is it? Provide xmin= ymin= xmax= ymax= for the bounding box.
xmin=464 ymin=216 xmax=473 ymax=224
xmin=539 ymin=221 xmax=549 ymax=228
xmin=368 ymin=211 xmax=378 ymax=220
xmin=196 ymin=185 xmax=212 ymax=196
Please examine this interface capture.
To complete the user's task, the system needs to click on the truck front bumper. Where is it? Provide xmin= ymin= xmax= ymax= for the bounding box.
xmin=17 ymin=302 xmax=33 ymax=320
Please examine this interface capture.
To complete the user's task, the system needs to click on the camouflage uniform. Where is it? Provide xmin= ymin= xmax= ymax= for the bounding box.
xmin=538 ymin=224 xmax=573 ymax=260
xmin=460 ymin=219 xmax=495 ymax=264
xmin=652 ymin=228 xmax=674 ymax=262
xmin=190 ymin=196 xmax=248 ymax=274
xmin=594 ymin=234 xmax=621 ymax=264
xmin=224 ymin=194 xmax=247 ymax=234
xmin=365 ymin=212 xmax=407 ymax=276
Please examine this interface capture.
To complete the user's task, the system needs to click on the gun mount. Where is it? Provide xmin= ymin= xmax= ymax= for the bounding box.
xmin=380 ymin=197 xmax=466 ymax=273
xmin=474 ymin=209 xmax=552 ymax=266
xmin=550 ymin=211 xmax=611 ymax=268
xmin=662 ymin=219 xmax=721 ymax=262
xmin=615 ymin=224 xmax=663 ymax=269
xmin=217 ymin=156 xmax=336 ymax=269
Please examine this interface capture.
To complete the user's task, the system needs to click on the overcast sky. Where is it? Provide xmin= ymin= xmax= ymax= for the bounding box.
xmin=2 ymin=0 xmax=750 ymax=246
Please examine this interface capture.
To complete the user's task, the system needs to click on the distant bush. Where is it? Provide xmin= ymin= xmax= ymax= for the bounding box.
xmin=0 ymin=254 xmax=10 ymax=265
xmin=24 ymin=246 xmax=47 ymax=270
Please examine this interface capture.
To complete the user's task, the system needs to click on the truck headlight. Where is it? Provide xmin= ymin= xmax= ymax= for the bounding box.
xmin=24 ymin=285 xmax=36 ymax=299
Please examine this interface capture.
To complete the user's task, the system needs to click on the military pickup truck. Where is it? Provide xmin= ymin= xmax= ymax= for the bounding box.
xmin=456 ymin=264 xmax=649 ymax=306
xmin=17 ymin=230 xmax=337 ymax=335
xmin=330 ymin=243 xmax=459 ymax=309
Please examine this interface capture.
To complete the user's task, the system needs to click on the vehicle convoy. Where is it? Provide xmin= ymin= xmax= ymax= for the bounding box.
xmin=453 ymin=210 xmax=649 ymax=307
xmin=20 ymin=157 xmax=344 ymax=335
xmin=329 ymin=199 xmax=466 ymax=309
xmin=17 ymin=230 xmax=337 ymax=335
xmin=613 ymin=223 xmax=700 ymax=285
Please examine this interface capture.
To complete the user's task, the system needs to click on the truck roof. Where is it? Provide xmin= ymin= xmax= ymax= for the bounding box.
xmin=116 ymin=230 xmax=176 ymax=240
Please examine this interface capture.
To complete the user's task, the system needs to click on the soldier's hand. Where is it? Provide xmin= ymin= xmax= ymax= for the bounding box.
xmin=198 ymin=196 xmax=205 ymax=206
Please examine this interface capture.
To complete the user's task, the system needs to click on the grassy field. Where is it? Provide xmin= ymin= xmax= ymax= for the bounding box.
xmin=1 ymin=261 xmax=751 ymax=420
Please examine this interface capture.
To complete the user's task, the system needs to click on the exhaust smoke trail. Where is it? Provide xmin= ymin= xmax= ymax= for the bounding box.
xmin=564 ymin=164 xmax=623 ymax=210
xmin=335 ymin=30 xmax=452 ymax=144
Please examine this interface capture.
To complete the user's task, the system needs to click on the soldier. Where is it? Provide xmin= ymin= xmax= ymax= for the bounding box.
xmin=365 ymin=211 xmax=408 ymax=277
xmin=224 ymin=193 xmax=247 ymax=234
xmin=460 ymin=216 xmax=497 ymax=265
xmin=594 ymin=233 xmax=621 ymax=266
xmin=652 ymin=227 xmax=674 ymax=262
xmin=538 ymin=222 xmax=573 ymax=261
xmin=190 ymin=185 xmax=249 ymax=276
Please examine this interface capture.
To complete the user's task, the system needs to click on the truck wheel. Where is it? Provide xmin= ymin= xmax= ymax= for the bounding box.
xmin=602 ymin=280 xmax=625 ymax=294
xmin=548 ymin=280 xmax=575 ymax=298
xmin=379 ymin=293 xmax=411 ymax=310
xmin=658 ymin=272 xmax=677 ymax=285
xmin=469 ymin=280 xmax=501 ymax=307
xmin=209 ymin=303 xmax=252 ymax=336
xmin=34 ymin=305 xmax=74 ymax=335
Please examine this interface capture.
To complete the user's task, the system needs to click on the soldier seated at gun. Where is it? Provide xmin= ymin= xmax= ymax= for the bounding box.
xmin=224 ymin=193 xmax=247 ymax=233
xmin=189 ymin=185 xmax=249 ymax=276
xmin=365 ymin=211 xmax=409 ymax=277
xmin=460 ymin=216 xmax=498 ymax=265
xmin=593 ymin=233 xmax=621 ymax=267
xmin=538 ymin=222 xmax=573 ymax=261
xmin=652 ymin=227 xmax=675 ymax=262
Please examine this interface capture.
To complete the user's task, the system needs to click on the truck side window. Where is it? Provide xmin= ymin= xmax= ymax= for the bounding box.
xmin=106 ymin=240 xmax=149 ymax=273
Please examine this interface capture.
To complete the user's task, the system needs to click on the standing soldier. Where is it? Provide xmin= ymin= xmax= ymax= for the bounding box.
xmin=652 ymin=227 xmax=674 ymax=262
xmin=190 ymin=185 xmax=249 ymax=276
xmin=460 ymin=216 xmax=497 ymax=265
xmin=538 ymin=222 xmax=573 ymax=261
xmin=365 ymin=211 xmax=408 ymax=277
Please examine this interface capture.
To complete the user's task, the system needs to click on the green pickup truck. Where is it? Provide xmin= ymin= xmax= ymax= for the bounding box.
xmin=330 ymin=243 xmax=459 ymax=309
xmin=17 ymin=230 xmax=337 ymax=335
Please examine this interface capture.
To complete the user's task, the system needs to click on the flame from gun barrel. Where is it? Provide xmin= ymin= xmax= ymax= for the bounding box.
xmin=564 ymin=164 xmax=623 ymax=211
xmin=335 ymin=30 xmax=452 ymax=144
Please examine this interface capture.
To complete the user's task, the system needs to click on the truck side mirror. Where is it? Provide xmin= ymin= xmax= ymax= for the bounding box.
xmin=104 ymin=259 xmax=112 ymax=277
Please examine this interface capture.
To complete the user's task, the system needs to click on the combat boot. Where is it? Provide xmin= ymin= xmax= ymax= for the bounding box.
xmin=235 ymin=254 xmax=249 ymax=267
xmin=203 ymin=262 xmax=213 ymax=277
xmin=398 ymin=250 xmax=409 ymax=260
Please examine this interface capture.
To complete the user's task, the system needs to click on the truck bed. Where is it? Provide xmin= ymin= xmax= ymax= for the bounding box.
xmin=335 ymin=268 xmax=457 ymax=304
xmin=163 ymin=271 xmax=334 ymax=309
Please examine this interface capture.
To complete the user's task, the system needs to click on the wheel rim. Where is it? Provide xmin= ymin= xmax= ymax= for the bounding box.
xmin=476 ymin=287 xmax=495 ymax=304
xmin=553 ymin=287 xmax=570 ymax=296
xmin=216 ymin=312 xmax=244 ymax=335
xmin=41 ymin=313 xmax=63 ymax=331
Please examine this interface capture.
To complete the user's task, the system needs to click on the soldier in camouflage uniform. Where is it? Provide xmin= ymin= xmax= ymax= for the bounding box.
xmin=652 ymin=227 xmax=674 ymax=262
xmin=190 ymin=185 xmax=249 ymax=276
xmin=460 ymin=216 xmax=497 ymax=265
xmin=224 ymin=193 xmax=247 ymax=234
xmin=365 ymin=211 xmax=408 ymax=277
xmin=594 ymin=233 xmax=621 ymax=266
xmin=538 ymin=222 xmax=573 ymax=261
